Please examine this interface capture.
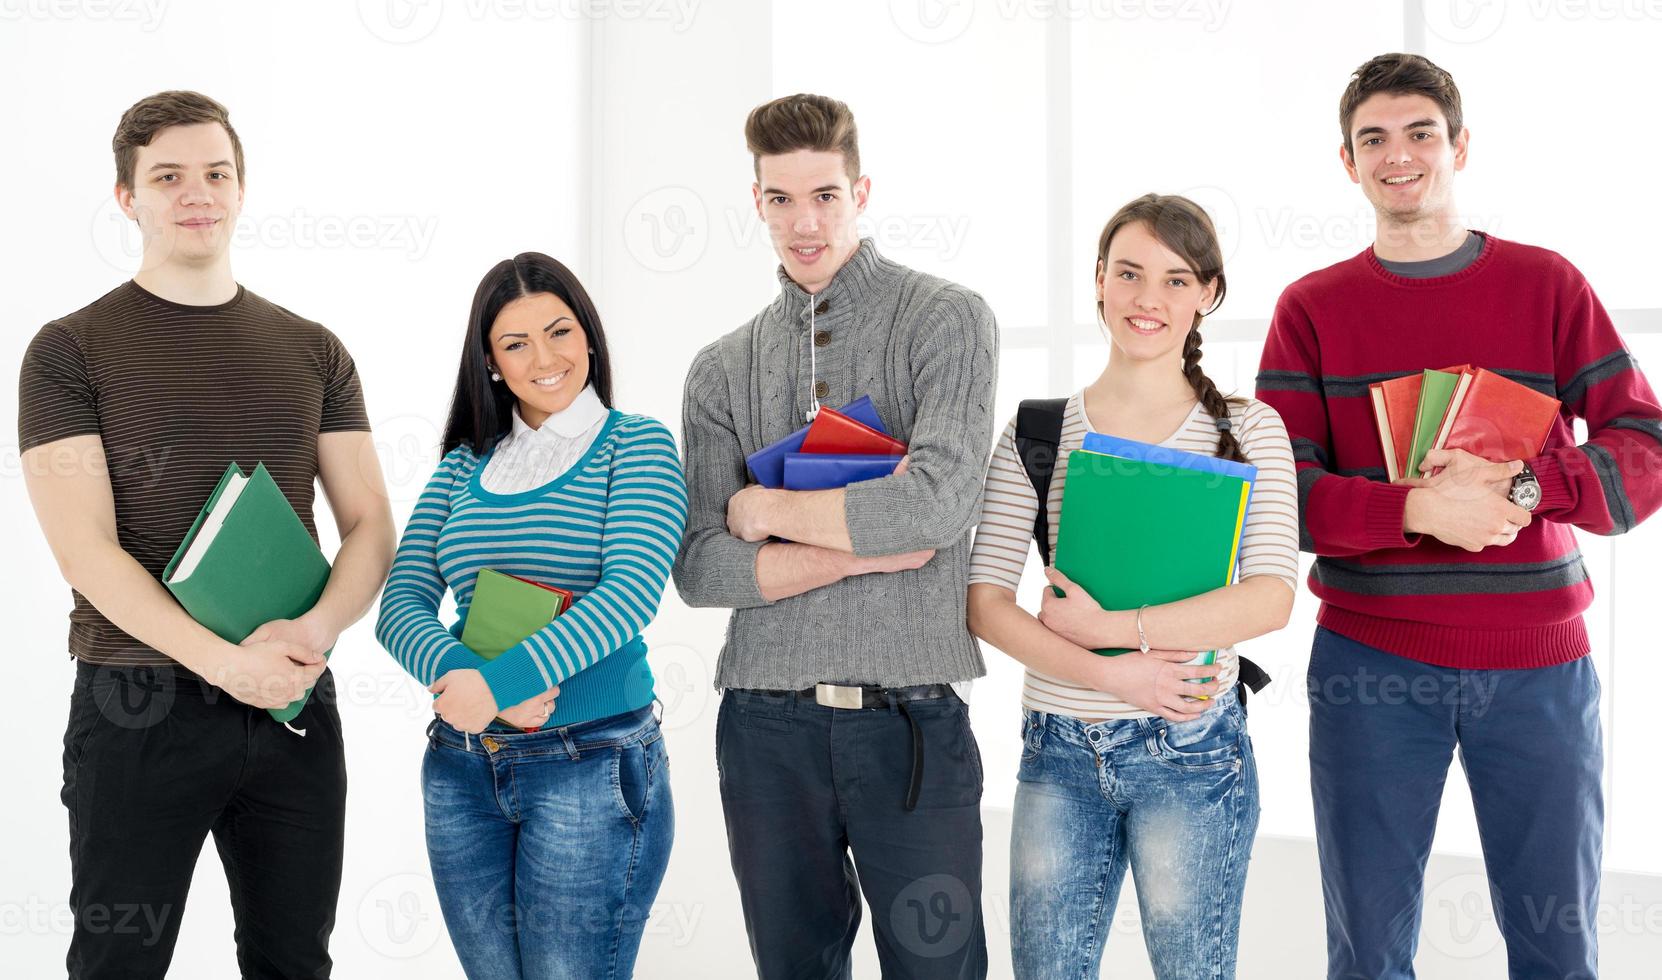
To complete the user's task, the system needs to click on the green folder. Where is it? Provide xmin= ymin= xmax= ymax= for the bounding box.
xmin=163 ymin=462 xmax=332 ymax=725
xmin=1053 ymin=450 xmax=1251 ymax=662
xmin=459 ymin=568 xmax=571 ymax=660
xmin=1405 ymin=368 xmax=1464 ymax=480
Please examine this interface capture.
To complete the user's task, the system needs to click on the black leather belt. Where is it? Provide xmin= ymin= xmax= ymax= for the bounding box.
xmin=793 ymin=682 xmax=956 ymax=710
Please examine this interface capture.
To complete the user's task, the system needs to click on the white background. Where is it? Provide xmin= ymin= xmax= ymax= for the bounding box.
xmin=3 ymin=1 xmax=1660 ymax=977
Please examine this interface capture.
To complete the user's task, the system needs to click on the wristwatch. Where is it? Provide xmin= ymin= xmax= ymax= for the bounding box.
xmin=1510 ymin=463 xmax=1541 ymax=512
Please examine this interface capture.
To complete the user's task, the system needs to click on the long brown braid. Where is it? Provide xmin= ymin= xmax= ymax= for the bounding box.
xmin=1096 ymin=193 xmax=1248 ymax=464
xmin=1181 ymin=320 xmax=1248 ymax=463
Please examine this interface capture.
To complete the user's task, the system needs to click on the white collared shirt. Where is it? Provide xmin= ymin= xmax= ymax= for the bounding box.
xmin=478 ymin=384 xmax=610 ymax=493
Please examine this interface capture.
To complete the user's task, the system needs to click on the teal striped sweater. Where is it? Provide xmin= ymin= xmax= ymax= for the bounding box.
xmin=375 ymin=411 xmax=689 ymax=724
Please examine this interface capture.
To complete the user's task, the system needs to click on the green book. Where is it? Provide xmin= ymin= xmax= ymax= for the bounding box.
xmin=1405 ymin=368 xmax=1465 ymax=480
xmin=163 ymin=462 xmax=332 ymax=726
xmin=459 ymin=568 xmax=572 ymax=660
xmin=1053 ymin=450 xmax=1251 ymax=663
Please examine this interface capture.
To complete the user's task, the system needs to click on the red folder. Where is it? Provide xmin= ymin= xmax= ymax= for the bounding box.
xmin=1432 ymin=368 xmax=1561 ymax=462
xmin=799 ymin=406 xmax=908 ymax=456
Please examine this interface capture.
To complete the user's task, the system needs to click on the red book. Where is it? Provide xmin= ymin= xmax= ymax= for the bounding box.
xmin=1432 ymin=367 xmax=1562 ymax=462
xmin=799 ymin=406 xmax=908 ymax=456
xmin=1368 ymin=376 xmax=1421 ymax=482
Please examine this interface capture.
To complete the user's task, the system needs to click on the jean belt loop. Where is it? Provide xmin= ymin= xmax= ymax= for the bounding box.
xmin=560 ymin=727 xmax=580 ymax=760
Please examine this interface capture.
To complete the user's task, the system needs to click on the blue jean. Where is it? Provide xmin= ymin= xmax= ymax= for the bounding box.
xmin=1009 ymin=686 xmax=1260 ymax=980
xmin=422 ymin=705 xmax=673 ymax=980
xmin=1308 ymin=626 xmax=1603 ymax=979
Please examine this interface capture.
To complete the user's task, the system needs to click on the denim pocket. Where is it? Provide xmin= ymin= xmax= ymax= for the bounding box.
xmin=1151 ymin=703 xmax=1244 ymax=771
xmin=613 ymin=741 xmax=650 ymax=824
xmin=732 ymin=695 xmax=794 ymax=734
xmin=1019 ymin=713 xmax=1045 ymax=765
xmin=63 ymin=673 xmax=108 ymax=771
xmin=960 ymin=704 xmax=984 ymax=787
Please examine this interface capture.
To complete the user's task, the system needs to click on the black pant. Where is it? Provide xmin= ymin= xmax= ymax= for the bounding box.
xmin=61 ymin=660 xmax=347 ymax=979
xmin=717 ymin=688 xmax=988 ymax=980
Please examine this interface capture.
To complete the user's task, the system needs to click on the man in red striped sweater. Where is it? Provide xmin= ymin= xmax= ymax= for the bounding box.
xmin=1256 ymin=53 xmax=1662 ymax=979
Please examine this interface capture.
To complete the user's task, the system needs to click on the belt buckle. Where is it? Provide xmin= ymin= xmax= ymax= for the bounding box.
xmin=815 ymin=682 xmax=863 ymax=710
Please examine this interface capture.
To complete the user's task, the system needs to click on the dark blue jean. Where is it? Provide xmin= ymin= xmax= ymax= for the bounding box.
xmin=1009 ymin=686 xmax=1259 ymax=980
xmin=1308 ymin=626 xmax=1603 ymax=979
xmin=716 ymin=688 xmax=988 ymax=979
xmin=422 ymin=705 xmax=672 ymax=980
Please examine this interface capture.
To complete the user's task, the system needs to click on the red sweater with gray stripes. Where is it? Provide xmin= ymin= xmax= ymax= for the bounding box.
xmin=1256 ymin=234 xmax=1662 ymax=669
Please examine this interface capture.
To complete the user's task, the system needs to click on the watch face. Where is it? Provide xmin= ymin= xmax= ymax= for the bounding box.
xmin=1514 ymin=481 xmax=1542 ymax=511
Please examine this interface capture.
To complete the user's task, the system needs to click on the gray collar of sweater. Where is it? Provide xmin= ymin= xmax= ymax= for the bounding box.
xmin=771 ymin=237 xmax=894 ymax=331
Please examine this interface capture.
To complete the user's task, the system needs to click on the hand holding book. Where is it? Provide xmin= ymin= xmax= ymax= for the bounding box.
xmin=1402 ymin=453 xmax=1532 ymax=552
xmin=496 ymin=686 xmax=561 ymax=729
xmin=429 ymin=669 xmax=500 ymax=735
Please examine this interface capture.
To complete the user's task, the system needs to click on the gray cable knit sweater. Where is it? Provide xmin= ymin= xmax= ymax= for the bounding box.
xmin=673 ymin=239 xmax=999 ymax=690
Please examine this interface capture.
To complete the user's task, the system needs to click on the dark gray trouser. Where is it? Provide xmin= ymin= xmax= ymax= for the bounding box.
xmin=717 ymin=688 xmax=988 ymax=980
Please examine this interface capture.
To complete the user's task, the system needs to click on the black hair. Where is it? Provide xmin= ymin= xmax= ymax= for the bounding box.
xmin=441 ymin=252 xmax=614 ymax=456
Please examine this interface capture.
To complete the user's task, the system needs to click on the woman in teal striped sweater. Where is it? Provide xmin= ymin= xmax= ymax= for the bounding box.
xmin=375 ymin=252 xmax=688 ymax=980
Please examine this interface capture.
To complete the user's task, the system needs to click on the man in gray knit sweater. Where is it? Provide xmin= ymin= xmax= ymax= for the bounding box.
xmin=673 ymin=94 xmax=998 ymax=979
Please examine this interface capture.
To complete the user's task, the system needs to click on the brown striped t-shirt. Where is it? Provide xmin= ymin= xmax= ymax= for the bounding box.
xmin=17 ymin=280 xmax=370 ymax=667
xmin=968 ymin=390 xmax=1299 ymax=720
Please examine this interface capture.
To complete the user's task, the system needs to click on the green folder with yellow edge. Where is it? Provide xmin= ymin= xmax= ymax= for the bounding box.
xmin=459 ymin=568 xmax=572 ymax=660
xmin=162 ymin=462 xmax=332 ymax=727
xmin=1052 ymin=446 xmax=1254 ymax=676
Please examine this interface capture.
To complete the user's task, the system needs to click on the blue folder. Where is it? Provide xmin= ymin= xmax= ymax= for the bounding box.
xmin=782 ymin=453 xmax=904 ymax=491
xmin=746 ymin=396 xmax=887 ymax=488
xmin=1079 ymin=432 xmax=1259 ymax=523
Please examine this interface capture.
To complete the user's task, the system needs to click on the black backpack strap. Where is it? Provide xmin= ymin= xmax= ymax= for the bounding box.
xmin=1013 ymin=398 xmax=1068 ymax=567
xmin=1236 ymin=656 xmax=1271 ymax=719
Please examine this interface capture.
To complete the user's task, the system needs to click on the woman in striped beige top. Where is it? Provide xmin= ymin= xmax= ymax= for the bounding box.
xmin=967 ymin=194 xmax=1298 ymax=979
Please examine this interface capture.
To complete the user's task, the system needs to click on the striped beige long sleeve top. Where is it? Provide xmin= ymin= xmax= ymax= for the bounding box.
xmin=969 ymin=390 xmax=1300 ymax=720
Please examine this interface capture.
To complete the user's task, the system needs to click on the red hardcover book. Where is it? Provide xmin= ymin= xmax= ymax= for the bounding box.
xmin=1368 ymin=375 xmax=1421 ymax=482
xmin=1432 ymin=367 xmax=1561 ymax=462
xmin=799 ymin=406 xmax=908 ymax=456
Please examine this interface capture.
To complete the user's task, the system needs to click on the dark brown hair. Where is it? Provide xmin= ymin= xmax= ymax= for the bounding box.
xmin=1095 ymin=193 xmax=1246 ymax=464
xmin=113 ymin=90 xmax=245 ymax=192
xmin=1339 ymin=53 xmax=1463 ymax=157
xmin=744 ymin=93 xmax=861 ymax=186
xmin=442 ymin=253 xmax=616 ymax=457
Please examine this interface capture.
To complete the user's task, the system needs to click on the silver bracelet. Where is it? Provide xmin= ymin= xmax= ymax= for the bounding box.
xmin=1136 ymin=604 xmax=1151 ymax=655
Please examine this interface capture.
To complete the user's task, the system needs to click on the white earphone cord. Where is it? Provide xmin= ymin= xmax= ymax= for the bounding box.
xmin=805 ymin=296 xmax=822 ymax=422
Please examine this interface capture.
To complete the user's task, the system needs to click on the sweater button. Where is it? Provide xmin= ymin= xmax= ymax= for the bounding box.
xmin=815 ymin=300 xmax=830 ymax=314
xmin=814 ymin=380 xmax=830 ymax=398
xmin=814 ymin=330 xmax=831 ymax=347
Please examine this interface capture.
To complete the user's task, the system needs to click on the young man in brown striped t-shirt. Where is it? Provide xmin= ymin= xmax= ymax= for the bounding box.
xmin=17 ymin=91 xmax=395 ymax=979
